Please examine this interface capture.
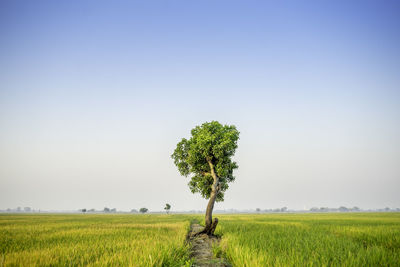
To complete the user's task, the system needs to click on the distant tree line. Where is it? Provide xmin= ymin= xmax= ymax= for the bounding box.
xmin=0 ymin=207 xmax=36 ymax=213
xmin=258 ymin=207 xmax=288 ymax=212
xmin=77 ymin=204 xmax=173 ymax=214
xmin=254 ymin=206 xmax=400 ymax=213
xmin=2 ymin=205 xmax=399 ymax=213
xmin=309 ymin=206 xmax=361 ymax=212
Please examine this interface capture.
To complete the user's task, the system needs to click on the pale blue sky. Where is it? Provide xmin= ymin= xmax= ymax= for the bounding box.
xmin=1 ymin=0 xmax=399 ymax=211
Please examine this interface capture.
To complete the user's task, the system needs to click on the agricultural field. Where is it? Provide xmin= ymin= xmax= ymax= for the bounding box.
xmin=215 ymin=213 xmax=400 ymax=266
xmin=1 ymin=213 xmax=399 ymax=266
xmin=0 ymin=214 xmax=193 ymax=266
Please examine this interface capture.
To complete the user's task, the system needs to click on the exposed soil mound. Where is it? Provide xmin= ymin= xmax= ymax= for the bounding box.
xmin=187 ymin=224 xmax=230 ymax=267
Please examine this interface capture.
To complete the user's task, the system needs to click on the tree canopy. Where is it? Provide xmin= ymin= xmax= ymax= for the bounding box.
xmin=171 ymin=121 xmax=239 ymax=202
xmin=164 ymin=203 xmax=171 ymax=214
xmin=139 ymin=208 xmax=148 ymax=213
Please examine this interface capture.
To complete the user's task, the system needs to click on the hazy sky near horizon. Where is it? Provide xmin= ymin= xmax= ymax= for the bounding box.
xmin=1 ymin=0 xmax=399 ymax=211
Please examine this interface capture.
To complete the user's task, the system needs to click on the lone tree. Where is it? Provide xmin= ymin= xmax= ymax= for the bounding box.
xmin=172 ymin=121 xmax=239 ymax=235
xmin=139 ymin=207 xmax=148 ymax=213
xmin=164 ymin=203 xmax=171 ymax=214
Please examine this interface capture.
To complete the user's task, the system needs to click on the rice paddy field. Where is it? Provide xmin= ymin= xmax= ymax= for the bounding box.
xmin=215 ymin=213 xmax=400 ymax=266
xmin=0 ymin=214 xmax=193 ymax=266
xmin=0 ymin=213 xmax=399 ymax=266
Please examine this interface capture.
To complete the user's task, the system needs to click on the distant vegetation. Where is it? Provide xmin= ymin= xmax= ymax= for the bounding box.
xmin=164 ymin=203 xmax=171 ymax=214
xmin=1 ymin=206 xmax=399 ymax=213
xmin=139 ymin=208 xmax=148 ymax=214
xmin=103 ymin=207 xmax=117 ymax=213
xmin=257 ymin=206 xmax=400 ymax=213
xmin=310 ymin=206 xmax=360 ymax=212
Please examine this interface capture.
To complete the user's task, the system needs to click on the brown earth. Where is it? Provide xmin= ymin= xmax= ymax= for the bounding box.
xmin=187 ymin=223 xmax=230 ymax=267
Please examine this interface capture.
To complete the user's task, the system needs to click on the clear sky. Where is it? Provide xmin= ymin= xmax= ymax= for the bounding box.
xmin=1 ymin=0 xmax=399 ymax=211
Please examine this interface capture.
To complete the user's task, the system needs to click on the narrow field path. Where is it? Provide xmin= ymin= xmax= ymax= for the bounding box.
xmin=187 ymin=223 xmax=230 ymax=267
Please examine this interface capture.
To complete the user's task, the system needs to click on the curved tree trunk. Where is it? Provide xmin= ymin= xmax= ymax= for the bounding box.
xmin=202 ymin=189 xmax=218 ymax=235
xmin=199 ymin=160 xmax=219 ymax=235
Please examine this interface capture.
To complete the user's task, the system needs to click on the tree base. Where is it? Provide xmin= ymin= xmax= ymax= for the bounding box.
xmin=196 ymin=218 xmax=218 ymax=236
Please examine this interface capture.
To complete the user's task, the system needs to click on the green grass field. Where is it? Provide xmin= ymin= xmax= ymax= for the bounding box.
xmin=215 ymin=213 xmax=400 ymax=266
xmin=1 ymin=213 xmax=399 ymax=266
xmin=0 ymin=214 xmax=193 ymax=266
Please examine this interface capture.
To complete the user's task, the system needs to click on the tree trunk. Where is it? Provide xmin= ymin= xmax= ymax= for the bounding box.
xmin=202 ymin=189 xmax=218 ymax=235
xmin=199 ymin=160 xmax=219 ymax=235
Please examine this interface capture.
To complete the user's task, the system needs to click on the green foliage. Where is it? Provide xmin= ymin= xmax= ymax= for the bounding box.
xmin=139 ymin=207 xmax=148 ymax=213
xmin=171 ymin=121 xmax=239 ymax=201
xmin=165 ymin=204 xmax=171 ymax=213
